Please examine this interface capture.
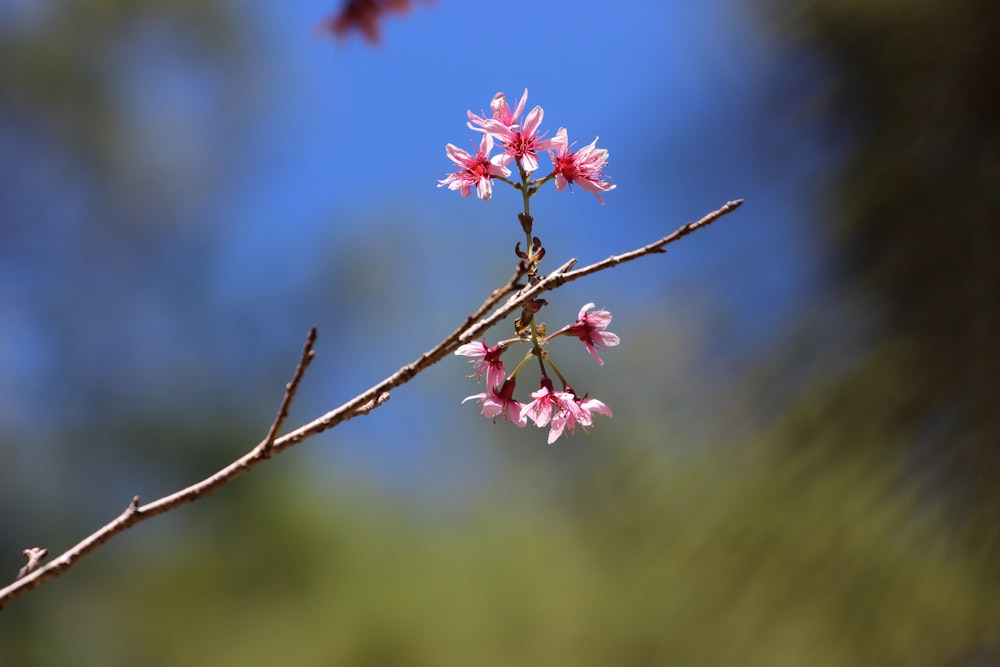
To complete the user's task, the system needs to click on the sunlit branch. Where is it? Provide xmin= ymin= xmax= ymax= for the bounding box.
xmin=0 ymin=199 xmax=742 ymax=610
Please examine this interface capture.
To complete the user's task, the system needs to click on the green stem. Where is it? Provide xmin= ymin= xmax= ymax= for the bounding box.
xmin=527 ymin=171 xmax=557 ymax=196
xmin=508 ymin=349 xmax=535 ymax=380
xmin=542 ymin=353 xmax=570 ymax=389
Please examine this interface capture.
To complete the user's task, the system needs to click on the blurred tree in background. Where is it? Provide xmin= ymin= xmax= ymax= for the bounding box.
xmin=762 ymin=0 xmax=1000 ymax=565
xmin=1 ymin=0 xmax=998 ymax=664
xmin=0 ymin=0 xmax=256 ymax=498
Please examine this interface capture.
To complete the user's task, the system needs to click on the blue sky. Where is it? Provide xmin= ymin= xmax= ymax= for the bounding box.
xmin=181 ymin=0 xmax=834 ymax=490
xmin=2 ymin=1 xmax=838 ymax=501
xmin=213 ymin=0 xmax=826 ymax=336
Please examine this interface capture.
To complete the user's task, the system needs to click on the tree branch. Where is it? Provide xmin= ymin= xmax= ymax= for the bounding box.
xmin=261 ymin=326 xmax=317 ymax=458
xmin=0 ymin=199 xmax=742 ymax=610
xmin=558 ymin=199 xmax=743 ymax=284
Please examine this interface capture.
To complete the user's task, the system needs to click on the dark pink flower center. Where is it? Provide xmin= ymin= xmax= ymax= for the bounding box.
xmin=466 ymin=156 xmax=491 ymax=179
xmin=507 ymin=131 xmax=535 ymax=158
xmin=554 ymin=154 xmax=578 ymax=182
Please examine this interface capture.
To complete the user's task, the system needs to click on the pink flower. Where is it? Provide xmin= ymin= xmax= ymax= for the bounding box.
xmin=519 ymin=378 xmax=577 ymax=429
xmin=321 ymin=0 xmax=422 ymax=44
xmin=469 ymin=89 xmax=554 ymax=174
xmin=521 ymin=379 xmax=613 ymax=443
xmin=547 ymin=303 xmax=620 ymax=365
xmin=455 ymin=339 xmax=506 ymax=389
xmin=468 ymin=89 xmax=528 ymax=132
xmin=548 ymin=128 xmax=616 ymax=203
xmin=549 ymin=395 xmax=613 ymax=443
xmin=462 ymin=379 xmax=526 ymax=427
xmin=438 ymin=133 xmax=511 ymax=200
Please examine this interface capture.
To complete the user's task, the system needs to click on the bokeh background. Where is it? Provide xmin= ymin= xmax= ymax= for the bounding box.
xmin=2 ymin=0 xmax=998 ymax=664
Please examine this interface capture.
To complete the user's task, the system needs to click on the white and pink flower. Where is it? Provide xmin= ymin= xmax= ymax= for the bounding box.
xmin=547 ymin=303 xmax=621 ymax=365
xmin=550 ymin=395 xmax=613 ymax=442
xmin=521 ymin=379 xmax=613 ymax=443
xmin=469 ymin=89 xmax=527 ymax=130
xmin=438 ymin=132 xmax=511 ymax=200
xmin=454 ymin=339 xmax=506 ymax=389
xmin=462 ymin=379 xmax=527 ymax=427
xmin=468 ymin=89 xmax=554 ymax=174
xmin=519 ymin=378 xmax=577 ymax=429
xmin=548 ymin=128 xmax=616 ymax=203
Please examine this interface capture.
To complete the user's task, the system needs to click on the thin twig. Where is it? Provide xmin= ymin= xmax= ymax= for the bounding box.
xmin=0 ymin=200 xmax=741 ymax=610
xmin=16 ymin=548 xmax=48 ymax=580
xmin=0 ymin=328 xmax=340 ymax=610
xmin=4 ymin=498 xmax=140 ymax=607
xmin=262 ymin=257 xmax=580 ymax=457
xmin=557 ymin=199 xmax=744 ymax=284
xmin=261 ymin=325 xmax=317 ymax=458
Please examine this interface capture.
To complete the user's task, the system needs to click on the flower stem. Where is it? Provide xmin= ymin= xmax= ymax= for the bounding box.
xmin=517 ymin=160 xmax=534 ymax=267
xmin=528 ymin=171 xmax=556 ymax=196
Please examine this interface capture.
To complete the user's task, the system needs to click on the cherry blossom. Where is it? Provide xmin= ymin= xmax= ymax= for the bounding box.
xmin=469 ymin=90 xmax=554 ymax=174
xmin=321 ymin=0 xmax=421 ymax=44
xmin=519 ymin=378 xmax=577 ymax=429
xmin=467 ymin=89 xmax=528 ymax=132
xmin=548 ymin=395 xmax=613 ymax=443
xmin=438 ymin=133 xmax=511 ymax=200
xmin=548 ymin=303 xmax=621 ymax=365
xmin=462 ymin=379 xmax=527 ymax=426
xmin=454 ymin=339 xmax=506 ymax=389
xmin=490 ymin=106 xmax=555 ymax=174
xmin=521 ymin=379 xmax=613 ymax=444
xmin=548 ymin=128 xmax=616 ymax=203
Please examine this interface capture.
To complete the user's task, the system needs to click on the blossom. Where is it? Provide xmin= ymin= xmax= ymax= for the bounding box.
xmin=547 ymin=303 xmax=620 ymax=365
xmin=454 ymin=339 xmax=506 ymax=389
xmin=491 ymin=106 xmax=555 ymax=174
xmin=548 ymin=127 xmax=616 ymax=203
xmin=462 ymin=379 xmax=526 ymax=427
xmin=438 ymin=133 xmax=511 ymax=200
xmin=549 ymin=395 xmax=613 ymax=443
xmin=519 ymin=378 xmax=577 ymax=429
xmin=468 ymin=89 xmax=528 ymax=132
xmin=469 ymin=89 xmax=554 ymax=174
xmin=321 ymin=0 xmax=418 ymax=44
xmin=521 ymin=379 xmax=613 ymax=444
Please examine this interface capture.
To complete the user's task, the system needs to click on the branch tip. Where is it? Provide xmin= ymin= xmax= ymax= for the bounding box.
xmin=262 ymin=326 xmax=320 ymax=456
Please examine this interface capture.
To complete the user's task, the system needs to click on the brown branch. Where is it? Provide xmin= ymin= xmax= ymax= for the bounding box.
xmin=557 ymin=199 xmax=744 ymax=284
xmin=0 ymin=200 xmax=741 ymax=610
xmin=261 ymin=325 xmax=317 ymax=458
xmin=0 ymin=328 xmax=339 ymax=610
xmin=5 ymin=498 xmax=140 ymax=606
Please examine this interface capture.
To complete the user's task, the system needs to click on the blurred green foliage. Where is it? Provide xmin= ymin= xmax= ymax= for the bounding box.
xmin=3 ymin=447 xmax=997 ymax=666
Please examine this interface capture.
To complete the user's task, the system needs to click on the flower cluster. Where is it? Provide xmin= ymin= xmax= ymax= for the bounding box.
xmin=445 ymin=90 xmax=620 ymax=444
xmin=439 ymin=89 xmax=616 ymax=203
xmin=457 ymin=304 xmax=619 ymax=444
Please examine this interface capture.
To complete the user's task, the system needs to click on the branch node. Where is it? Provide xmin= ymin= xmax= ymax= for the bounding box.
xmin=17 ymin=548 xmax=48 ymax=580
xmin=126 ymin=495 xmax=140 ymax=517
xmin=357 ymin=392 xmax=391 ymax=416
